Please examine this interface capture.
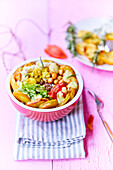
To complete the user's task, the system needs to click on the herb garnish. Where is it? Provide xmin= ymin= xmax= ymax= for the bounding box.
xmin=65 ymin=23 xmax=77 ymax=57
xmin=82 ymin=32 xmax=92 ymax=40
xmin=25 ymin=73 xmax=31 ymax=77
xmin=19 ymin=83 xmax=49 ymax=100
xmin=92 ymin=50 xmax=100 ymax=65
xmin=40 ymin=56 xmax=44 ymax=68
xmin=67 ymin=74 xmax=77 ymax=78
xmin=100 ymin=37 xmax=106 ymax=47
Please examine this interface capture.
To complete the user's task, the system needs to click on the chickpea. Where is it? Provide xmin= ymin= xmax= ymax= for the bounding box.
xmin=54 ymin=79 xmax=58 ymax=85
xmin=59 ymin=69 xmax=63 ymax=75
xmin=49 ymin=71 xmax=53 ymax=75
xmin=58 ymin=76 xmax=62 ymax=81
xmin=52 ymin=73 xmax=57 ymax=79
xmin=48 ymin=78 xmax=53 ymax=84
xmin=59 ymin=79 xmax=64 ymax=84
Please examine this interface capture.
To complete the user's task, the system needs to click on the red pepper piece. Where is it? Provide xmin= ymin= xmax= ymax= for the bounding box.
xmin=44 ymin=45 xmax=67 ymax=59
xmin=87 ymin=115 xmax=94 ymax=130
xmin=48 ymin=91 xmax=57 ymax=99
xmin=62 ymin=92 xmax=66 ymax=98
xmin=52 ymin=82 xmax=65 ymax=93
xmin=48 ymin=82 xmax=65 ymax=99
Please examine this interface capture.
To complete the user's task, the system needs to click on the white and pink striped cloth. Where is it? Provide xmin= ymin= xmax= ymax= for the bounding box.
xmin=14 ymin=96 xmax=86 ymax=160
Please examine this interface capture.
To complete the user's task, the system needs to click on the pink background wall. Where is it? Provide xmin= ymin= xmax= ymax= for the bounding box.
xmin=0 ymin=0 xmax=113 ymax=170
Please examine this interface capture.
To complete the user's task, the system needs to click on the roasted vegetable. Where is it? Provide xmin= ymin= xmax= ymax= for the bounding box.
xmin=77 ymin=30 xmax=100 ymax=45
xmin=68 ymin=77 xmax=78 ymax=100
xmin=60 ymin=65 xmax=75 ymax=74
xmin=13 ymin=90 xmax=31 ymax=103
xmin=85 ymin=43 xmax=97 ymax=60
xmin=26 ymin=100 xmax=45 ymax=108
xmin=10 ymin=75 xmax=19 ymax=90
xmin=100 ymin=51 xmax=113 ymax=65
xmin=106 ymin=32 xmax=113 ymax=40
xmin=38 ymin=99 xmax=58 ymax=109
xmin=76 ymin=42 xmax=97 ymax=61
xmin=59 ymin=93 xmax=70 ymax=106
xmin=76 ymin=42 xmax=87 ymax=56
xmin=77 ymin=30 xmax=91 ymax=38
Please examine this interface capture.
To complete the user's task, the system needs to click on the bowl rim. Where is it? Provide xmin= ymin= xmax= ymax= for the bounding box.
xmin=6 ymin=57 xmax=83 ymax=112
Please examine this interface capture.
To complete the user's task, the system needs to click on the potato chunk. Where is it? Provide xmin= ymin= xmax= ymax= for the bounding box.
xmin=59 ymin=93 xmax=70 ymax=106
xmin=10 ymin=75 xmax=19 ymax=90
xmin=83 ymin=33 xmax=100 ymax=45
xmin=26 ymin=100 xmax=45 ymax=108
xmin=77 ymin=30 xmax=100 ymax=45
xmin=60 ymin=65 xmax=75 ymax=74
xmin=85 ymin=43 xmax=97 ymax=60
xmin=68 ymin=77 xmax=78 ymax=100
xmin=26 ymin=98 xmax=49 ymax=108
xmin=38 ymin=99 xmax=58 ymax=109
xmin=106 ymin=33 xmax=113 ymax=40
xmin=76 ymin=42 xmax=97 ymax=60
xmin=77 ymin=30 xmax=90 ymax=38
xmin=13 ymin=90 xmax=31 ymax=104
xmin=100 ymin=51 xmax=113 ymax=65
xmin=76 ymin=42 xmax=87 ymax=55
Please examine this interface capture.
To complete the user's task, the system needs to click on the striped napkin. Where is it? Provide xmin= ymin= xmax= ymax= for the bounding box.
xmin=14 ymin=96 xmax=86 ymax=160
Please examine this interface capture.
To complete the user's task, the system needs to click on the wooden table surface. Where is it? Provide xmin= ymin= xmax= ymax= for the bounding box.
xmin=0 ymin=0 xmax=113 ymax=169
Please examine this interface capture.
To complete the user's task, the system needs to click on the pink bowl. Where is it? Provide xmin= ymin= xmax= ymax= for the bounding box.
xmin=6 ymin=58 xmax=83 ymax=122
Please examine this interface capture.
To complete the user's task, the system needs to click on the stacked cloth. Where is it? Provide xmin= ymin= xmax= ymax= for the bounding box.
xmin=14 ymin=96 xmax=86 ymax=160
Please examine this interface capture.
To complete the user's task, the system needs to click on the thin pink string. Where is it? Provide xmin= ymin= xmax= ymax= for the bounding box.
xmin=0 ymin=18 xmax=51 ymax=74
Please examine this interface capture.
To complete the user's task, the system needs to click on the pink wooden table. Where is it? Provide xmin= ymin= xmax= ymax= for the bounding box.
xmin=0 ymin=0 xmax=113 ymax=169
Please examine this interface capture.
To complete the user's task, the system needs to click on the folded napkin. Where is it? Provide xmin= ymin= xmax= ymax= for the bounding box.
xmin=14 ymin=96 xmax=86 ymax=160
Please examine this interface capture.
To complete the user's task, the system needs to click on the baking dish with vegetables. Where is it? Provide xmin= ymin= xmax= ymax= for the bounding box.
xmin=7 ymin=58 xmax=83 ymax=122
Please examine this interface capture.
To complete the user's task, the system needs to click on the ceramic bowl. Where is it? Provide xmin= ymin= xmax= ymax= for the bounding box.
xmin=6 ymin=58 xmax=83 ymax=122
